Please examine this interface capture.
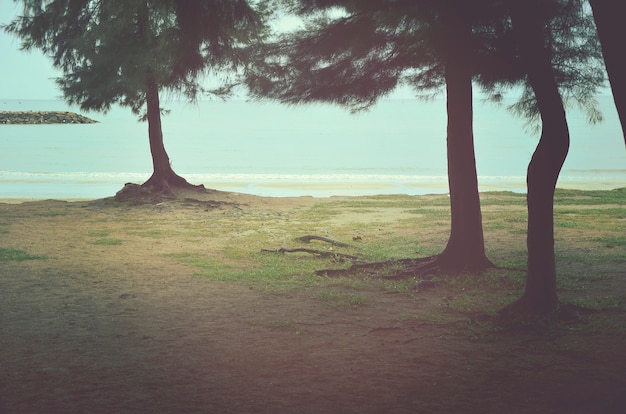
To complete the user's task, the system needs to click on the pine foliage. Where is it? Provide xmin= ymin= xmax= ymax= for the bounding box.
xmin=246 ymin=0 xmax=605 ymax=120
xmin=5 ymin=0 xmax=265 ymax=114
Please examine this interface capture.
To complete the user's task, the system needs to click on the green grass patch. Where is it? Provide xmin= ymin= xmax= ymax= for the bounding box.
xmin=557 ymin=251 xmax=626 ymax=266
xmin=358 ymin=237 xmax=433 ymax=262
xmin=88 ymin=229 xmax=123 ymax=245
xmin=554 ymin=188 xmax=626 ymax=205
xmin=92 ymin=238 xmax=123 ymax=246
xmin=593 ymin=236 xmax=626 ymax=248
xmin=479 ymin=191 xmax=527 ymax=206
xmin=0 ymin=247 xmax=47 ymax=262
xmin=88 ymin=230 xmax=111 ymax=237
xmin=568 ymin=295 xmax=626 ymax=311
xmin=166 ymin=250 xmax=332 ymax=288
xmin=404 ymin=208 xmax=450 ymax=218
xmin=556 ymin=272 xmax=611 ymax=290
xmin=555 ymin=220 xmax=579 ymax=228
xmin=327 ymin=195 xmax=451 ymax=209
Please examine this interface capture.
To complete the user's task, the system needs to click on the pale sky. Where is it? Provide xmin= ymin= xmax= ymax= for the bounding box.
xmin=0 ymin=2 xmax=65 ymax=99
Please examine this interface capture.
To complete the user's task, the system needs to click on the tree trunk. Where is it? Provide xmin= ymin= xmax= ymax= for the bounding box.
xmin=508 ymin=3 xmax=570 ymax=314
xmin=141 ymin=71 xmax=198 ymax=193
xmin=438 ymin=6 xmax=492 ymax=272
xmin=135 ymin=1 xmax=200 ymax=195
xmin=589 ymin=0 xmax=626 ymax=146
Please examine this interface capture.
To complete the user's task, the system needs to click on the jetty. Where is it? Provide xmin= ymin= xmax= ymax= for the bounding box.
xmin=0 ymin=111 xmax=97 ymax=124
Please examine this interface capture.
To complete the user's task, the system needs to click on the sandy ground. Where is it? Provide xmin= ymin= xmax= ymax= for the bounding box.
xmin=1 ymin=190 xmax=625 ymax=414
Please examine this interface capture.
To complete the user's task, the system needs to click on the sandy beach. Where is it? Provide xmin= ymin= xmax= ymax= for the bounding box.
xmin=1 ymin=188 xmax=625 ymax=413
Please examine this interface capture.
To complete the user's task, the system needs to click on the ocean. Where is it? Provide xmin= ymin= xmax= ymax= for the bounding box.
xmin=1 ymin=95 xmax=625 ymax=199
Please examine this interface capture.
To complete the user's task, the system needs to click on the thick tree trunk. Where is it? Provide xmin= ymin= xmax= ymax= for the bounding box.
xmin=508 ymin=3 xmax=570 ymax=314
xmin=589 ymin=0 xmax=626 ymax=146
xmin=438 ymin=6 xmax=492 ymax=272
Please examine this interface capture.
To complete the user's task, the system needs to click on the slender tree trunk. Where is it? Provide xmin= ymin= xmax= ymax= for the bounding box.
xmin=142 ymin=71 xmax=196 ymax=192
xmin=508 ymin=3 xmax=569 ymax=314
xmin=135 ymin=2 xmax=200 ymax=194
xmin=438 ymin=6 xmax=492 ymax=272
xmin=589 ymin=0 xmax=626 ymax=146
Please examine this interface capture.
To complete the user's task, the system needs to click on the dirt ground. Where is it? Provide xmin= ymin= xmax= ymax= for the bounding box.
xmin=1 ymin=190 xmax=625 ymax=414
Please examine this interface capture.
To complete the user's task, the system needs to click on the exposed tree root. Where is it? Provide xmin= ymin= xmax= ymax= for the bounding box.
xmin=114 ymin=178 xmax=205 ymax=205
xmin=261 ymin=247 xmax=359 ymax=261
xmin=141 ymin=171 xmax=204 ymax=193
xmin=294 ymin=235 xmax=351 ymax=247
xmin=316 ymin=254 xmax=502 ymax=280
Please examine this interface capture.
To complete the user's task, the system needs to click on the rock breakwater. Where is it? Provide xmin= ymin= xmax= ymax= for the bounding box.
xmin=0 ymin=111 xmax=97 ymax=124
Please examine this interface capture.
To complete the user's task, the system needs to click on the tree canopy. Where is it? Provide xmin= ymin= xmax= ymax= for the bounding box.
xmin=6 ymin=0 xmax=265 ymax=115
xmin=5 ymin=0 xmax=266 ymax=195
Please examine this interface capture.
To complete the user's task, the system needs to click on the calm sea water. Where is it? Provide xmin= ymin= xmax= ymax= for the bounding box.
xmin=1 ymin=96 xmax=624 ymax=199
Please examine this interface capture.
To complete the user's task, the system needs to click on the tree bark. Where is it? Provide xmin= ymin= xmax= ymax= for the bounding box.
xmin=589 ymin=0 xmax=626 ymax=146
xmin=142 ymin=71 xmax=198 ymax=193
xmin=438 ymin=6 xmax=492 ymax=272
xmin=135 ymin=1 xmax=200 ymax=194
xmin=508 ymin=3 xmax=569 ymax=314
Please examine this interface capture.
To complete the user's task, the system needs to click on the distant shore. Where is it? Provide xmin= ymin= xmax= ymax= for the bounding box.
xmin=0 ymin=110 xmax=97 ymax=124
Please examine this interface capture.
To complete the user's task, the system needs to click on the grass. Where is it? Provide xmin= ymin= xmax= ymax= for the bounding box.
xmin=553 ymin=187 xmax=626 ymax=205
xmin=36 ymin=211 xmax=67 ymax=217
xmin=92 ymin=238 xmax=123 ymax=246
xmin=159 ymin=189 xmax=626 ymax=322
xmin=593 ymin=236 xmax=626 ymax=248
xmin=0 ymin=247 xmax=47 ymax=262
xmin=569 ymin=295 xmax=626 ymax=311
xmin=2 ymin=189 xmax=623 ymax=341
xmin=88 ymin=229 xmax=123 ymax=245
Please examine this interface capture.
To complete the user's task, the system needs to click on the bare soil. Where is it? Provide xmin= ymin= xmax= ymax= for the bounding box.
xmin=1 ymin=190 xmax=625 ymax=413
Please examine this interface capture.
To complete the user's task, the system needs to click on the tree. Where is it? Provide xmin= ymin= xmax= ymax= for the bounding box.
xmin=438 ymin=4 xmax=492 ymax=272
xmin=589 ymin=0 xmax=626 ymax=145
xmin=246 ymin=0 xmax=500 ymax=276
xmin=5 ymin=0 xmax=264 ymax=197
xmin=508 ymin=2 xmax=569 ymax=313
xmin=498 ymin=0 xmax=604 ymax=314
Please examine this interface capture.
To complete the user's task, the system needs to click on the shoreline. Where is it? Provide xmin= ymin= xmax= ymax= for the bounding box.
xmin=2 ymin=170 xmax=625 ymax=200
xmin=1 ymin=184 xmax=624 ymax=205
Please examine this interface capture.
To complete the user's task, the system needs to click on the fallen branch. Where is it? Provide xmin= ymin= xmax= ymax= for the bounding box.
xmin=294 ymin=235 xmax=351 ymax=247
xmin=261 ymin=247 xmax=359 ymax=261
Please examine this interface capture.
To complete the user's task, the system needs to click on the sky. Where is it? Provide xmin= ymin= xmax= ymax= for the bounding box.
xmin=0 ymin=2 xmax=65 ymax=100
